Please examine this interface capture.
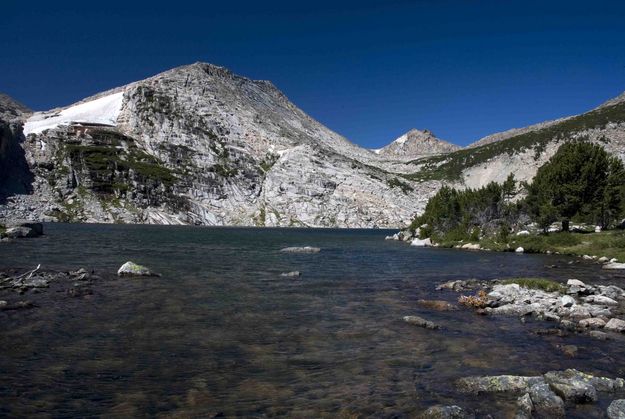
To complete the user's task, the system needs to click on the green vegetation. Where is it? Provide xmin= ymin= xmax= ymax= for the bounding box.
xmin=259 ymin=153 xmax=279 ymax=173
xmin=526 ymin=142 xmax=625 ymax=231
xmin=410 ymin=141 xmax=625 ymax=260
xmin=411 ymin=173 xmax=517 ymax=242
xmin=0 ymin=224 xmax=5 ymax=235
xmin=405 ymin=101 xmax=625 ymax=181
xmin=501 ymin=278 xmax=564 ymax=293
xmin=387 ymin=177 xmax=414 ymax=194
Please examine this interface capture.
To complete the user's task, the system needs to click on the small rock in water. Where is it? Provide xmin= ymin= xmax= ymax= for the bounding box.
xmin=557 ymin=345 xmax=579 ymax=358
xmin=280 ymin=271 xmax=301 ymax=278
xmin=607 ymin=399 xmax=625 ymax=419
xmin=117 ymin=261 xmax=160 ymax=277
xmin=515 ymin=247 xmax=524 ymax=253
xmin=403 ymin=315 xmax=440 ymax=330
xmin=603 ymin=262 xmax=625 ymax=270
xmin=419 ymin=405 xmax=473 ymax=419
xmin=280 ymin=246 xmax=321 ymax=254
xmin=589 ymin=330 xmax=611 ymax=340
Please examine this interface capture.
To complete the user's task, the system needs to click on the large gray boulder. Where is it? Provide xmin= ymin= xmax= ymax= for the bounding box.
xmin=605 ymin=318 xmax=625 ymax=333
xmin=543 ymin=371 xmax=598 ymax=403
xmin=608 ymin=400 xmax=625 ymax=419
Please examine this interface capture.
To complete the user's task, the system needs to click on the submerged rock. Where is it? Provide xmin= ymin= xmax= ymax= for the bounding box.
xmin=403 ymin=315 xmax=440 ymax=330
xmin=420 ymin=405 xmax=474 ymax=419
xmin=280 ymin=246 xmax=321 ymax=254
xmin=117 ymin=261 xmax=160 ymax=277
xmin=417 ymin=299 xmax=458 ymax=311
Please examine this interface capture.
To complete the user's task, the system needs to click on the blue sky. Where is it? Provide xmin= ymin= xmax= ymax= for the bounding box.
xmin=2 ymin=0 xmax=624 ymax=147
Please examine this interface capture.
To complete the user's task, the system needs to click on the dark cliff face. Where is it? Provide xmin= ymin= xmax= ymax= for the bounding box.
xmin=0 ymin=118 xmax=34 ymax=203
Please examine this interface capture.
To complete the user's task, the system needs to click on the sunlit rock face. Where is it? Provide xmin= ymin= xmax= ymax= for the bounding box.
xmin=1 ymin=63 xmax=624 ymax=226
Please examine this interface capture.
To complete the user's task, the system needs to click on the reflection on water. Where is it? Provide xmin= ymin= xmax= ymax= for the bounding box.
xmin=1 ymin=224 xmax=625 ymax=417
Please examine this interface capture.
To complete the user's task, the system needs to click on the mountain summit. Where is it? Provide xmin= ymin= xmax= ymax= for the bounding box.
xmin=373 ymin=129 xmax=459 ymax=159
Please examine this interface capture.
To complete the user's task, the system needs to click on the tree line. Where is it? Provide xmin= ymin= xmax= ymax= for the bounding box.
xmin=411 ymin=142 xmax=625 ymax=242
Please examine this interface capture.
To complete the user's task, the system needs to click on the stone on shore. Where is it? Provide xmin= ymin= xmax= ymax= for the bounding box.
xmin=280 ymin=246 xmax=321 ymax=254
xmin=117 ymin=261 xmax=159 ymax=277
xmin=411 ymin=237 xmax=432 ymax=247
xmin=584 ymin=295 xmax=618 ymax=306
xmin=528 ymin=383 xmax=565 ymax=418
xmin=608 ymin=400 xmax=625 ymax=419
xmin=456 ymin=375 xmax=544 ymax=394
xmin=604 ymin=262 xmax=625 ymax=270
xmin=543 ymin=371 xmax=598 ymax=403
xmin=579 ymin=318 xmax=606 ymax=329
xmin=605 ymin=318 xmax=625 ymax=333
xmin=515 ymin=247 xmax=524 ymax=253
xmin=403 ymin=315 xmax=440 ymax=330
xmin=516 ymin=393 xmax=533 ymax=419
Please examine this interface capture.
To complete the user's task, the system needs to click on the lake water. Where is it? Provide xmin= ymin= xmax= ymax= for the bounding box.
xmin=1 ymin=224 xmax=625 ymax=417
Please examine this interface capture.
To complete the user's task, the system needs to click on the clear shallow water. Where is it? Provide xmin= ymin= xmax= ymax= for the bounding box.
xmin=1 ymin=223 xmax=625 ymax=417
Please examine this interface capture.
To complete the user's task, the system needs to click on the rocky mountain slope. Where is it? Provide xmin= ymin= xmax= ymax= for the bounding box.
xmin=372 ymin=129 xmax=459 ymax=160
xmin=404 ymin=91 xmax=625 ymax=189
xmin=1 ymin=62 xmax=623 ymax=228
xmin=0 ymin=63 xmax=439 ymax=227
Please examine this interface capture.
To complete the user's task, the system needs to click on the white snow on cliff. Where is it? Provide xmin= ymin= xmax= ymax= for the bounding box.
xmin=24 ymin=92 xmax=124 ymax=135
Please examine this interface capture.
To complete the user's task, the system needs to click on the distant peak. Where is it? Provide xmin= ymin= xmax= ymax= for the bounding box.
xmin=374 ymin=127 xmax=459 ymax=159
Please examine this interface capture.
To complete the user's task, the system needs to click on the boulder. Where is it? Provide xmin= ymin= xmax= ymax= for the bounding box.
xmin=515 ymin=247 xmax=524 ymax=253
xmin=589 ymin=331 xmax=611 ymax=340
xmin=420 ymin=405 xmax=474 ymax=419
xmin=560 ymin=295 xmax=576 ymax=307
xmin=516 ymin=393 xmax=533 ymax=419
xmin=597 ymin=285 xmax=625 ymax=301
xmin=543 ymin=371 xmax=598 ymax=403
xmin=403 ymin=315 xmax=440 ymax=330
xmin=117 ymin=261 xmax=159 ymax=277
xmin=584 ymin=295 xmax=618 ymax=306
xmin=280 ymin=246 xmax=321 ymax=254
xmin=605 ymin=318 xmax=625 ymax=333
xmin=528 ymin=383 xmax=565 ymax=418
xmin=4 ymin=227 xmax=37 ymax=239
xmin=411 ymin=238 xmax=432 ymax=247
xmin=549 ymin=369 xmax=624 ymax=392
xmin=608 ymin=399 xmax=625 ymax=419
xmin=604 ymin=262 xmax=625 ymax=270
xmin=516 ymin=230 xmax=530 ymax=236
xmin=579 ymin=318 xmax=606 ymax=329
xmin=461 ymin=243 xmax=480 ymax=250
xmin=599 ymin=256 xmax=610 ymax=263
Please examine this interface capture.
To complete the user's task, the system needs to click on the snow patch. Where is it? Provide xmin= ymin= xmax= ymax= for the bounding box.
xmin=24 ymin=92 xmax=124 ymax=135
xmin=393 ymin=133 xmax=408 ymax=146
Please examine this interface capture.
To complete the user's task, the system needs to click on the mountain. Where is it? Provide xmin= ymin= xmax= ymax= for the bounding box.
xmin=1 ymin=63 xmax=623 ymax=228
xmin=373 ymin=129 xmax=460 ymax=159
xmin=409 ymin=90 xmax=625 ymax=189
xmin=0 ymin=63 xmax=436 ymax=227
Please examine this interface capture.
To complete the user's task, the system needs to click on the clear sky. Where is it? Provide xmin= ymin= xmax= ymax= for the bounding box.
xmin=2 ymin=0 xmax=625 ymax=147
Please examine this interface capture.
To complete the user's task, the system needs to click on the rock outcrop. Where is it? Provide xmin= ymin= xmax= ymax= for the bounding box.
xmin=373 ymin=129 xmax=459 ymax=160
